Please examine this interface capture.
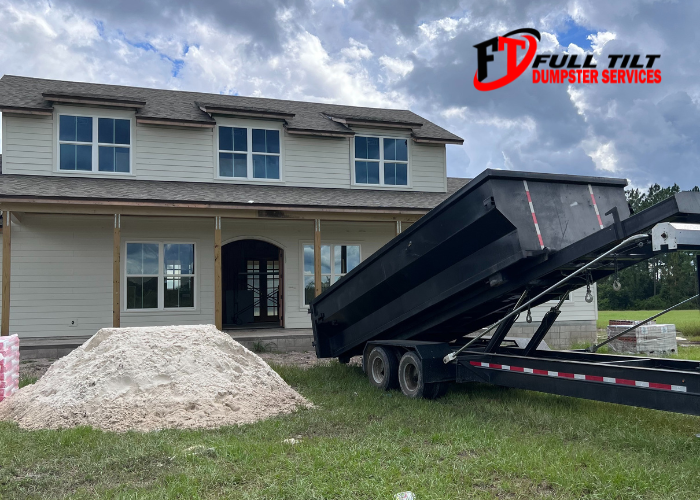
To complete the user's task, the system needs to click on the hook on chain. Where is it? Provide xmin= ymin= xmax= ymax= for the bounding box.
xmin=585 ymin=271 xmax=594 ymax=303
xmin=612 ymin=256 xmax=622 ymax=291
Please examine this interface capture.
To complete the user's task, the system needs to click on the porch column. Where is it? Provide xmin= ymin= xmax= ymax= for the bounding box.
xmin=314 ymin=219 xmax=322 ymax=297
xmin=113 ymin=214 xmax=120 ymax=328
xmin=214 ymin=216 xmax=222 ymax=330
xmin=395 ymin=220 xmax=402 ymax=236
xmin=1 ymin=211 xmax=10 ymax=336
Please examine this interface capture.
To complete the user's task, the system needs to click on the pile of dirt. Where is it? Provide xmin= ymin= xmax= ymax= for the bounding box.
xmin=0 ymin=325 xmax=310 ymax=432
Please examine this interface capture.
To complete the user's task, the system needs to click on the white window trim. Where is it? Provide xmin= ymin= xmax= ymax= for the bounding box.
xmin=300 ymin=241 xmax=362 ymax=308
xmin=351 ymin=134 xmax=411 ymax=188
xmin=215 ymin=121 xmax=285 ymax=183
xmin=54 ymin=106 xmax=135 ymax=176
xmin=123 ymin=241 xmax=197 ymax=312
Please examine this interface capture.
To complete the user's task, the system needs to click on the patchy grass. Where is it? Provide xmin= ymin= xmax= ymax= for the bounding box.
xmin=18 ymin=376 xmax=38 ymax=389
xmin=598 ymin=310 xmax=700 ymax=339
xmin=1 ymin=357 xmax=700 ymax=499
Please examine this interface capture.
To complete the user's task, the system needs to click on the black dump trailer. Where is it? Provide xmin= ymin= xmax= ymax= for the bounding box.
xmin=310 ymin=169 xmax=700 ymax=416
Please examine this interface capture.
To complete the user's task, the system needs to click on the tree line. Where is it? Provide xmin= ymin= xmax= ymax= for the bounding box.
xmin=598 ymin=183 xmax=700 ymax=310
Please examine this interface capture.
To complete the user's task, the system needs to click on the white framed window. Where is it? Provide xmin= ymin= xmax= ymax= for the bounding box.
xmin=57 ymin=112 xmax=133 ymax=174
xmin=218 ymin=126 xmax=281 ymax=180
xmin=353 ymin=136 xmax=409 ymax=186
xmin=125 ymin=242 xmax=195 ymax=310
xmin=302 ymin=243 xmax=361 ymax=305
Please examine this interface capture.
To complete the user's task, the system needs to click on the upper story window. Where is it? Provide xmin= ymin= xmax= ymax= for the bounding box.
xmin=218 ymin=126 xmax=280 ymax=180
xmin=354 ymin=136 xmax=408 ymax=186
xmin=98 ymin=118 xmax=131 ymax=172
xmin=59 ymin=115 xmax=93 ymax=171
xmin=58 ymin=114 xmax=131 ymax=173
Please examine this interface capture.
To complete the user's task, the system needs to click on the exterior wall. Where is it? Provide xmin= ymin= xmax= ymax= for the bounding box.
xmin=1 ymin=114 xmax=54 ymax=175
xmin=1 ymin=111 xmax=448 ymax=193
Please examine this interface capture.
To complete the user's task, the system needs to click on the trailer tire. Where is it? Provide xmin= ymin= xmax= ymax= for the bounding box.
xmin=398 ymin=351 xmax=444 ymax=399
xmin=367 ymin=346 xmax=399 ymax=391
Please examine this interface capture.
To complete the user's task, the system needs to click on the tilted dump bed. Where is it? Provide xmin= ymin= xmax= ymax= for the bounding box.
xmin=310 ymin=170 xmax=635 ymax=359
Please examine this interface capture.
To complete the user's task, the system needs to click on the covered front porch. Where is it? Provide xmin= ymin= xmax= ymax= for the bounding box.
xmin=0 ymin=199 xmax=423 ymax=342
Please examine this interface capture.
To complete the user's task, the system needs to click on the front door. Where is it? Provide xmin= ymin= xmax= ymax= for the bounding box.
xmin=222 ymin=239 xmax=282 ymax=328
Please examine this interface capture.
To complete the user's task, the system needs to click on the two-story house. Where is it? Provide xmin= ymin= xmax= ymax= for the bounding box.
xmin=0 ymin=75 xmax=597 ymax=352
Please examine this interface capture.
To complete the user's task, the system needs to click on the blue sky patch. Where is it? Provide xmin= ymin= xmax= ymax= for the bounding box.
xmin=556 ymin=18 xmax=595 ymax=49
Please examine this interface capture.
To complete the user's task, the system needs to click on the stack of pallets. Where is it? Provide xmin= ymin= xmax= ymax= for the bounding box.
xmin=0 ymin=334 xmax=19 ymax=401
xmin=607 ymin=320 xmax=677 ymax=354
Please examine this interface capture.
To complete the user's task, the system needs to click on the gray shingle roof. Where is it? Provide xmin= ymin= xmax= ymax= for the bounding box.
xmin=0 ymin=173 xmax=470 ymax=211
xmin=0 ymin=75 xmax=463 ymax=143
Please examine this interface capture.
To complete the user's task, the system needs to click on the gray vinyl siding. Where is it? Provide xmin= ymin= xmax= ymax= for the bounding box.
xmin=284 ymin=135 xmax=351 ymax=187
xmin=411 ymin=142 xmax=447 ymax=192
xmin=1 ymin=112 xmax=448 ymax=193
xmin=1 ymin=114 xmax=54 ymax=175
xmin=134 ymin=124 xmax=215 ymax=181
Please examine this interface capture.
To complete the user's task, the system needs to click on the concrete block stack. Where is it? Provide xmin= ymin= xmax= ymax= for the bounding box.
xmin=0 ymin=334 xmax=20 ymax=401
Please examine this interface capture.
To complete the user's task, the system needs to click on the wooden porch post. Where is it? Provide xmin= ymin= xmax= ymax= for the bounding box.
xmin=1 ymin=211 xmax=11 ymax=336
xmin=113 ymin=214 xmax=120 ymax=328
xmin=214 ymin=216 xmax=222 ymax=330
xmin=314 ymin=219 xmax=322 ymax=297
xmin=395 ymin=220 xmax=402 ymax=237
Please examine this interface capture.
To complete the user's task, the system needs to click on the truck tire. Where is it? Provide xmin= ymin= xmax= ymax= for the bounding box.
xmin=367 ymin=346 xmax=399 ymax=390
xmin=398 ymin=351 xmax=444 ymax=399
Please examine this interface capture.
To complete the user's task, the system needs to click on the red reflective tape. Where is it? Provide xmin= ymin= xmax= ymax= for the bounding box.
xmin=531 ymin=213 xmax=538 ymax=225
xmin=465 ymin=361 xmax=687 ymax=393
xmin=588 ymin=184 xmax=604 ymax=229
xmin=526 ymin=191 xmax=532 ymax=203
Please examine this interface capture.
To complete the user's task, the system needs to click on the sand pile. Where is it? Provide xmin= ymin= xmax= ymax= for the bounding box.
xmin=0 ymin=325 xmax=310 ymax=432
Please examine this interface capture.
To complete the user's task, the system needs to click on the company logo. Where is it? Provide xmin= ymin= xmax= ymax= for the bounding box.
xmin=474 ymin=28 xmax=661 ymax=91
xmin=474 ymin=28 xmax=541 ymax=91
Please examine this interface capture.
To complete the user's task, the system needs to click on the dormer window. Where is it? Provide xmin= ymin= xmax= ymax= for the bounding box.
xmin=59 ymin=115 xmax=93 ymax=171
xmin=218 ymin=126 xmax=281 ymax=180
xmin=57 ymin=113 xmax=132 ymax=174
xmin=354 ymin=136 xmax=409 ymax=186
xmin=98 ymin=118 xmax=131 ymax=172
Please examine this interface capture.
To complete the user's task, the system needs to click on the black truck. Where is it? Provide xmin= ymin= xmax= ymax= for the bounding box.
xmin=310 ymin=169 xmax=700 ymax=416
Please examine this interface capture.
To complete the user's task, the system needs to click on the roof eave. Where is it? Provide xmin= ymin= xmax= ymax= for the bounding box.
xmin=0 ymin=106 xmax=53 ymax=116
xmin=412 ymin=136 xmax=464 ymax=145
xmin=284 ymin=126 xmax=354 ymax=138
xmin=43 ymin=92 xmax=146 ymax=109
xmin=136 ymin=117 xmax=215 ymax=129
xmin=199 ymin=103 xmax=295 ymax=121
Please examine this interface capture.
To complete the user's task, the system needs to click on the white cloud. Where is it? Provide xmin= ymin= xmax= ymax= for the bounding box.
xmin=340 ymin=38 xmax=372 ymax=60
xmin=588 ymin=31 xmax=616 ymax=55
xmin=379 ymin=56 xmax=414 ymax=77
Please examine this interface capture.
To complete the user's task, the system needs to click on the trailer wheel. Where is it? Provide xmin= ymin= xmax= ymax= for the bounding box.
xmin=398 ymin=351 xmax=444 ymax=399
xmin=367 ymin=347 xmax=399 ymax=390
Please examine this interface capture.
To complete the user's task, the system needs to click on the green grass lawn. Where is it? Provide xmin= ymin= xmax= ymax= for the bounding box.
xmin=2 ymin=358 xmax=700 ymax=499
xmin=598 ymin=310 xmax=700 ymax=339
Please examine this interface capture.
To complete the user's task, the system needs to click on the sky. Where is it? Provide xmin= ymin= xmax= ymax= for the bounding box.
xmin=0 ymin=0 xmax=699 ymax=189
